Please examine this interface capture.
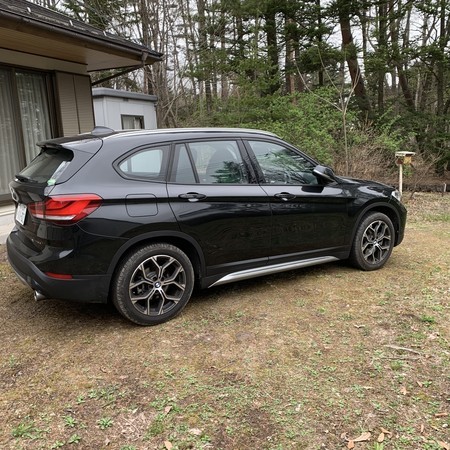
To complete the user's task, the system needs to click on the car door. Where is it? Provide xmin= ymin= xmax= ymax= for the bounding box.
xmin=244 ymin=139 xmax=353 ymax=263
xmin=167 ymin=139 xmax=271 ymax=276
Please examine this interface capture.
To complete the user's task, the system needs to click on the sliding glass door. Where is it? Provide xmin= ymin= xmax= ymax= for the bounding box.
xmin=0 ymin=70 xmax=22 ymax=201
xmin=16 ymin=72 xmax=53 ymax=165
xmin=0 ymin=67 xmax=55 ymax=202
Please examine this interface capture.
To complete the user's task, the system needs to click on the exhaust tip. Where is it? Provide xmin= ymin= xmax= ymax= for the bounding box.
xmin=34 ymin=290 xmax=46 ymax=302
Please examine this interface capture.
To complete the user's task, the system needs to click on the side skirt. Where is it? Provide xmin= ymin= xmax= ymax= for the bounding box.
xmin=208 ymin=256 xmax=339 ymax=288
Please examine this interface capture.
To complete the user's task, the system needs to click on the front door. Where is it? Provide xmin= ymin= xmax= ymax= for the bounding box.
xmin=245 ymin=139 xmax=352 ymax=262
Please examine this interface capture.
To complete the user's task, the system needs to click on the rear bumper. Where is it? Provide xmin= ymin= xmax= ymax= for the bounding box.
xmin=6 ymin=233 xmax=110 ymax=303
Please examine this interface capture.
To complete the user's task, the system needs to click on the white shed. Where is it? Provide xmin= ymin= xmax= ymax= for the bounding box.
xmin=92 ymin=88 xmax=158 ymax=130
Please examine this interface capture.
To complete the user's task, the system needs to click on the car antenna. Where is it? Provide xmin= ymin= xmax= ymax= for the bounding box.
xmin=91 ymin=126 xmax=115 ymax=136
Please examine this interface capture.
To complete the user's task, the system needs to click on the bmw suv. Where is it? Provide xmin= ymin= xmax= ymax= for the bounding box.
xmin=7 ymin=127 xmax=407 ymax=325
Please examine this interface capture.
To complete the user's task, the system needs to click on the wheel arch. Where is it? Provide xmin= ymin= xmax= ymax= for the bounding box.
xmin=351 ymin=203 xmax=402 ymax=246
xmin=106 ymin=232 xmax=205 ymax=299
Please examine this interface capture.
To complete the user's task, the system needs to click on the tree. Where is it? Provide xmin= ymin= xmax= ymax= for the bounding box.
xmin=331 ymin=0 xmax=372 ymax=117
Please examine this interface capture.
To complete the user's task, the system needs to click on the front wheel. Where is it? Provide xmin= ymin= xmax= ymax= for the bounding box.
xmin=112 ymin=243 xmax=194 ymax=325
xmin=349 ymin=212 xmax=395 ymax=271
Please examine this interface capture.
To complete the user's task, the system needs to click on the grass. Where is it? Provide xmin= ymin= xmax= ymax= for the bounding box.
xmin=0 ymin=193 xmax=449 ymax=449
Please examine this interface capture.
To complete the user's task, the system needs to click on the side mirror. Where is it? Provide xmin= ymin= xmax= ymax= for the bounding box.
xmin=313 ymin=165 xmax=337 ymax=183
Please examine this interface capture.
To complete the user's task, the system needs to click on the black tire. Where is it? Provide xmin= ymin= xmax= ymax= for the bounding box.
xmin=112 ymin=243 xmax=194 ymax=325
xmin=349 ymin=212 xmax=395 ymax=271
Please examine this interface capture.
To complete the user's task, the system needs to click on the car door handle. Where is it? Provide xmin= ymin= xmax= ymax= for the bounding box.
xmin=274 ymin=192 xmax=296 ymax=201
xmin=178 ymin=192 xmax=207 ymax=202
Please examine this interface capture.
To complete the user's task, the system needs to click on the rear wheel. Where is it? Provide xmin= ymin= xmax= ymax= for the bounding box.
xmin=349 ymin=212 xmax=395 ymax=271
xmin=112 ymin=243 xmax=194 ymax=325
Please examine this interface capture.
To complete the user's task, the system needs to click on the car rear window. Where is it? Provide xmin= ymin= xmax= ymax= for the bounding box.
xmin=17 ymin=147 xmax=73 ymax=185
xmin=116 ymin=145 xmax=170 ymax=181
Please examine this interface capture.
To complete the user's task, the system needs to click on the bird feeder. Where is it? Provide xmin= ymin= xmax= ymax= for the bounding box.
xmin=395 ymin=151 xmax=415 ymax=197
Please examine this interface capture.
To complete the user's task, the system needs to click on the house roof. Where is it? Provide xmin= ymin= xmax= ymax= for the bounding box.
xmin=0 ymin=0 xmax=162 ymax=71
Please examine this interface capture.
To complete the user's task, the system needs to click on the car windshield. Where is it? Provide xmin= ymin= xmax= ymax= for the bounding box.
xmin=16 ymin=147 xmax=73 ymax=185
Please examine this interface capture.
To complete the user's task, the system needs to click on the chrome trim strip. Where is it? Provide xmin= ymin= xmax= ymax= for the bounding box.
xmin=209 ymin=256 xmax=339 ymax=287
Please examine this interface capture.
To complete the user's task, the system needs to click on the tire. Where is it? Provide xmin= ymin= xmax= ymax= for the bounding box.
xmin=112 ymin=243 xmax=194 ymax=325
xmin=349 ymin=212 xmax=395 ymax=271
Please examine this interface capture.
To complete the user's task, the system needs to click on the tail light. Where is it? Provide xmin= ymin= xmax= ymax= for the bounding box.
xmin=28 ymin=194 xmax=102 ymax=225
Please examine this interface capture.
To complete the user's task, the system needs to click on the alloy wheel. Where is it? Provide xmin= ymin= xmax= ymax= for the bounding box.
xmin=128 ymin=254 xmax=186 ymax=316
xmin=361 ymin=220 xmax=392 ymax=265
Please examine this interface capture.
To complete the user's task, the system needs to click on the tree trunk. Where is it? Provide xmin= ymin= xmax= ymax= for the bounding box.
xmin=285 ymin=17 xmax=296 ymax=94
xmin=181 ymin=0 xmax=199 ymax=98
xmin=197 ymin=0 xmax=212 ymax=112
xmin=436 ymin=0 xmax=447 ymax=116
xmin=337 ymin=1 xmax=372 ymax=116
xmin=391 ymin=0 xmax=415 ymax=111
xmin=264 ymin=4 xmax=280 ymax=95
xmin=388 ymin=0 xmax=397 ymax=96
xmin=316 ymin=0 xmax=324 ymax=87
xmin=377 ymin=0 xmax=388 ymax=112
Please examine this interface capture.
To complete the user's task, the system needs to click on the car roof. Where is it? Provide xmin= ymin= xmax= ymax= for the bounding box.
xmin=39 ymin=127 xmax=279 ymax=148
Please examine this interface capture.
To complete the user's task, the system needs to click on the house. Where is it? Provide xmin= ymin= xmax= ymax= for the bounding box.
xmin=0 ymin=0 xmax=162 ymax=205
xmin=92 ymin=88 xmax=158 ymax=131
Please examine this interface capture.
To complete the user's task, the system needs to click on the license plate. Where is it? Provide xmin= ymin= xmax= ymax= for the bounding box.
xmin=15 ymin=203 xmax=27 ymax=226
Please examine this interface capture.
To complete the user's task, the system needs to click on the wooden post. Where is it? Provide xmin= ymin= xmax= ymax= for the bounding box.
xmin=399 ymin=163 xmax=403 ymax=197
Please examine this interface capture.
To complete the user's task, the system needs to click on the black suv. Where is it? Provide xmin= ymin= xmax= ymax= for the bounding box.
xmin=7 ymin=128 xmax=407 ymax=325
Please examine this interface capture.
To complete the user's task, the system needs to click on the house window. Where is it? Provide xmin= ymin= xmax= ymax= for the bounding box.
xmin=0 ymin=67 xmax=55 ymax=202
xmin=121 ymin=115 xmax=145 ymax=130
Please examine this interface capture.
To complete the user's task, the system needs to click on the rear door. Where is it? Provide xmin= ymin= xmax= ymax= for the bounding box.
xmin=167 ymin=139 xmax=271 ymax=276
xmin=244 ymin=139 xmax=353 ymax=262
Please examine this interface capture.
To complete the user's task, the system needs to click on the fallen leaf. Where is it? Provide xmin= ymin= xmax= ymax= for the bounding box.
xmin=378 ymin=432 xmax=385 ymax=442
xmin=353 ymin=432 xmax=371 ymax=442
xmin=380 ymin=427 xmax=392 ymax=435
xmin=189 ymin=428 xmax=202 ymax=436
xmin=164 ymin=441 xmax=173 ymax=450
xmin=164 ymin=405 xmax=172 ymax=415
xmin=347 ymin=441 xmax=355 ymax=449
xmin=435 ymin=412 xmax=448 ymax=418
xmin=400 ymin=386 xmax=408 ymax=395
xmin=417 ymin=381 xmax=423 ymax=387
xmin=420 ymin=424 xmax=425 ymax=434
xmin=437 ymin=441 xmax=450 ymax=450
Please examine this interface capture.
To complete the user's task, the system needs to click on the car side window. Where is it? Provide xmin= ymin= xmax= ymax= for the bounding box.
xmin=118 ymin=146 xmax=169 ymax=180
xmin=247 ymin=140 xmax=318 ymax=185
xmin=172 ymin=140 xmax=248 ymax=184
xmin=172 ymin=144 xmax=197 ymax=184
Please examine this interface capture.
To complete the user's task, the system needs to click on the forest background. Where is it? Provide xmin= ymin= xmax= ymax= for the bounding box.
xmin=33 ymin=0 xmax=449 ymax=182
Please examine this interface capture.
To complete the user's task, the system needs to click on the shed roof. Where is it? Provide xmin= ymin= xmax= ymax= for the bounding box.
xmin=92 ymin=87 xmax=158 ymax=102
xmin=0 ymin=0 xmax=162 ymax=71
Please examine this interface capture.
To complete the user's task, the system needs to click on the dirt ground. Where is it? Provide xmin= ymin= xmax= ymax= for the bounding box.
xmin=0 ymin=193 xmax=448 ymax=450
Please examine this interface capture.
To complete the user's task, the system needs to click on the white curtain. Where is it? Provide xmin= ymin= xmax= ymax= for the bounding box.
xmin=16 ymin=72 xmax=52 ymax=164
xmin=0 ymin=70 xmax=22 ymax=197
